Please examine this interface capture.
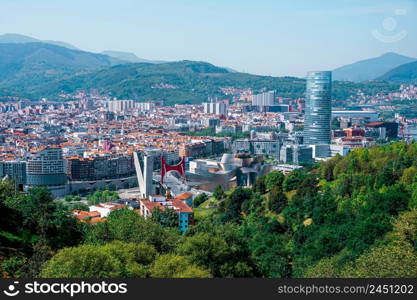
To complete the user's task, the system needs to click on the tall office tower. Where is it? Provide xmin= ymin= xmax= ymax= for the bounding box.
xmin=304 ymin=71 xmax=332 ymax=145
xmin=133 ymin=152 xmax=154 ymax=199
xmin=252 ymin=91 xmax=275 ymax=107
xmin=26 ymin=148 xmax=67 ymax=186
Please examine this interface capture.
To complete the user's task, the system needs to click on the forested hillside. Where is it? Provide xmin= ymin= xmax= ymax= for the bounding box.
xmin=1 ymin=142 xmax=417 ymax=278
xmin=0 ymin=43 xmax=400 ymax=104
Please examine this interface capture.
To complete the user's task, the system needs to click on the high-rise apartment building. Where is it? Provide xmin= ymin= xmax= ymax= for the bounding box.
xmin=304 ymin=71 xmax=332 ymax=145
xmin=26 ymin=148 xmax=67 ymax=186
xmin=203 ymin=101 xmax=227 ymax=115
xmin=252 ymin=91 xmax=275 ymax=107
xmin=107 ymin=100 xmax=135 ymax=114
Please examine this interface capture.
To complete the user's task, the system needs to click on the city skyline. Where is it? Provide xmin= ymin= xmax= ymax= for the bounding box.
xmin=0 ymin=0 xmax=416 ymax=77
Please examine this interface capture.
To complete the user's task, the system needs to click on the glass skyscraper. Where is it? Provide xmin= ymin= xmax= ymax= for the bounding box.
xmin=304 ymin=71 xmax=332 ymax=145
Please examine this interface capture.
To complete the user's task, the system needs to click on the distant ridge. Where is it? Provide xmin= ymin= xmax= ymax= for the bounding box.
xmin=101 ymin=50 xmax=167 ymax=64
xmin=378 ymin=60 xmax=417 ymax=83
xmin=0 ymin=42 xmax=124 ymax=92
xmin=0 ymin=33 xmax=79 ymax=50
xmin=333 ymin=52 xmax=416 ymax=82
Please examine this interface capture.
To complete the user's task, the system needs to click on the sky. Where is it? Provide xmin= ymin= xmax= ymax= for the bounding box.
xmin=0 ymin=0 xmax=416 ymax=77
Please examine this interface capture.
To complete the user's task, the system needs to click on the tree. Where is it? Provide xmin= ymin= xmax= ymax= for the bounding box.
xmin=217 ymin=187 xmax=253 ymax=223
xmin=40 ymin=241 xmax=156 ymax=278
xmin=4 ymin=187 xmax=83 ymax=250
xmin=341 ymin=241 xmax=417 ymax=278
xmin=193 ymin=193 xmax=208 ymax=208
xmin=177 ymin=232 xmax=228 ymax=276
xmin=177 ymin=223 xmax=255 ymax=278
xmin=84 ymin=209 xmax=180 ymax=253
xmin=267 ymin=187 xmax=287 ymax=214
xmin=253 ymin=175 xmax=267 ymax=194
xmin=283 ymin=169 xmax=305 ymax=192
xmin=249 ymin=233 xmax=290 ymax=278
xmin=213 ymin=185 xmax=225 ymax=201
xmin=150 ymin=208 xmax=179 ymax=228
xmin=1 ymin=256 xmax=27 ymax=278
xmin=400 ymin=166 xmax=417 ymax=186
xmin=265 ymin=171 xmax=285 ymax=191
xmin=150 ymin=254 xmax=211 ymax=278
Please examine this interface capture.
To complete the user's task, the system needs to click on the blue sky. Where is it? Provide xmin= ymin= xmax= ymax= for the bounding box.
xmin=0 ymin=0 xmax=416 ymax=76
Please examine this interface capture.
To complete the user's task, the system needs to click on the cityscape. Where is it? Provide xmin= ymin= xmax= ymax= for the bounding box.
xmin=0 ymin=0 xmax=417 ymax=291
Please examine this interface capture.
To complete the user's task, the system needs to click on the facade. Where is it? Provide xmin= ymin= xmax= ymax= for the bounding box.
xmin=26 ymin=148 xmax=67 ymax=186
xmin=67 ymin=155 xmax=135 ymax=181
xmin=0 ymin=161 xmax=27 ymax=186
xmin=252 ymin=91 xmax=275 ymax=107
xmin=203 ymin=118 xmax=221 ymax=127
xmin=107 ymin=100 xmax=135 ymax=114
xmin=232 ymin=139 xmax=281 ymax=158
xmin=136 ymin=102 xmax=155 ymax=112
xmin=304 ymin=71 xmax=332 ymax=145
xmin=203 ymin=101 xmax=227 ymax=115
xmin=280 ymin=144 xmax=313 ymax=165
xmin=332 ymin=110 xmax=379 ymax=122
xmin=310 ymin=144 xmax=331 ymax=159
xmin=365 ymin=122 xmax=399 ymax=139
xmin=179 ymin=142 xmax=207 ymax=158
xmin=330 ymin=145 xmax=351 ymax=157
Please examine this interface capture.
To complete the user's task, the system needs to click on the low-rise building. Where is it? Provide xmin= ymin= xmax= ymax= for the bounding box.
xmin=139 ymin=193 xmax=194 ymax=232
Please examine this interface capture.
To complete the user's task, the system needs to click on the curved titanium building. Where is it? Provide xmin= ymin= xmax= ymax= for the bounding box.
xmin=304 ymin=71 xmax=332 ymax=145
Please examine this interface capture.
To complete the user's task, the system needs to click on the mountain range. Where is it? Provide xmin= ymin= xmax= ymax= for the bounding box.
xmin=0 ymin=33 xmax=415 ymax=103
xmin=0 ymin=42 xmax=124 ymax=94
xmin=100 ymin=50 xmax=167 ymax=64
xmin=377 ymin=60 xmax=417 ymax=83
xmin=332 ymin=52 xmax=416 ymax=82
xmin=0 ymin=33 xmax=164 ymax=65
xmin=0 ymin=33 xmax=79 ymax=50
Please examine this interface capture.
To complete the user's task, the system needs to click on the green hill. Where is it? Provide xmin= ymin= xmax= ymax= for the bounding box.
xmin=378 ymin=60 xmax=417 ymax=83
xmin=0 ymin=44 xmax=400 ymax=103
xmin=0 ymin=42 xmax=124 ymax=94
xmin=22 ymin=61 xmax=399 ymax=105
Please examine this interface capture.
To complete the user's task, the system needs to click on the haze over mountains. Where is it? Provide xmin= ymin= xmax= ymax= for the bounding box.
xmin=0 ymin=33 xmax=79 ymax=50
xmin=332 ymin=52 xmax=416 ymax=82
xmin=378 ymin=60 xmax=417 ymax=83
xmin=0 ymin=33 xmax=415 ymax=103
xmin=100 ymin=50 xmax=167 ymax=64
xmin=0 ymin=33 xmax=165 ymax=65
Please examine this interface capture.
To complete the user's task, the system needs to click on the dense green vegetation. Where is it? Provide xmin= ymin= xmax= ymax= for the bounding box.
xmin=0 ymin=47 xmax=400 ymax=104
xmin=0 ymin=42 xmax=122 ymax=97
xmin=86 ymin=190 xmax=119 ymax=205
xmin=33 ymin=62 xmax=399 ymax=105
xmin=2 ymin=142 xmax=417 ymax=278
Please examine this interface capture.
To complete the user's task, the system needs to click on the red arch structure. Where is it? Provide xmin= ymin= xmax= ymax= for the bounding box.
xmin=161 ymin=156 xmax=186 ymax=184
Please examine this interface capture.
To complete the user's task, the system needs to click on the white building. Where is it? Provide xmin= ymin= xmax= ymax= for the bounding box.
xmin=107 ymin=99 xmax=135 ymax=114
xmin=203 ymin=102 xmax=227 ymax=115
xmin=252 ymin=91 xmax=275 ymax=107
xmin=331 ymin=110 xmax=379 ymax=122
xmin=89 ymin=202 xmax=126 ymax=218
